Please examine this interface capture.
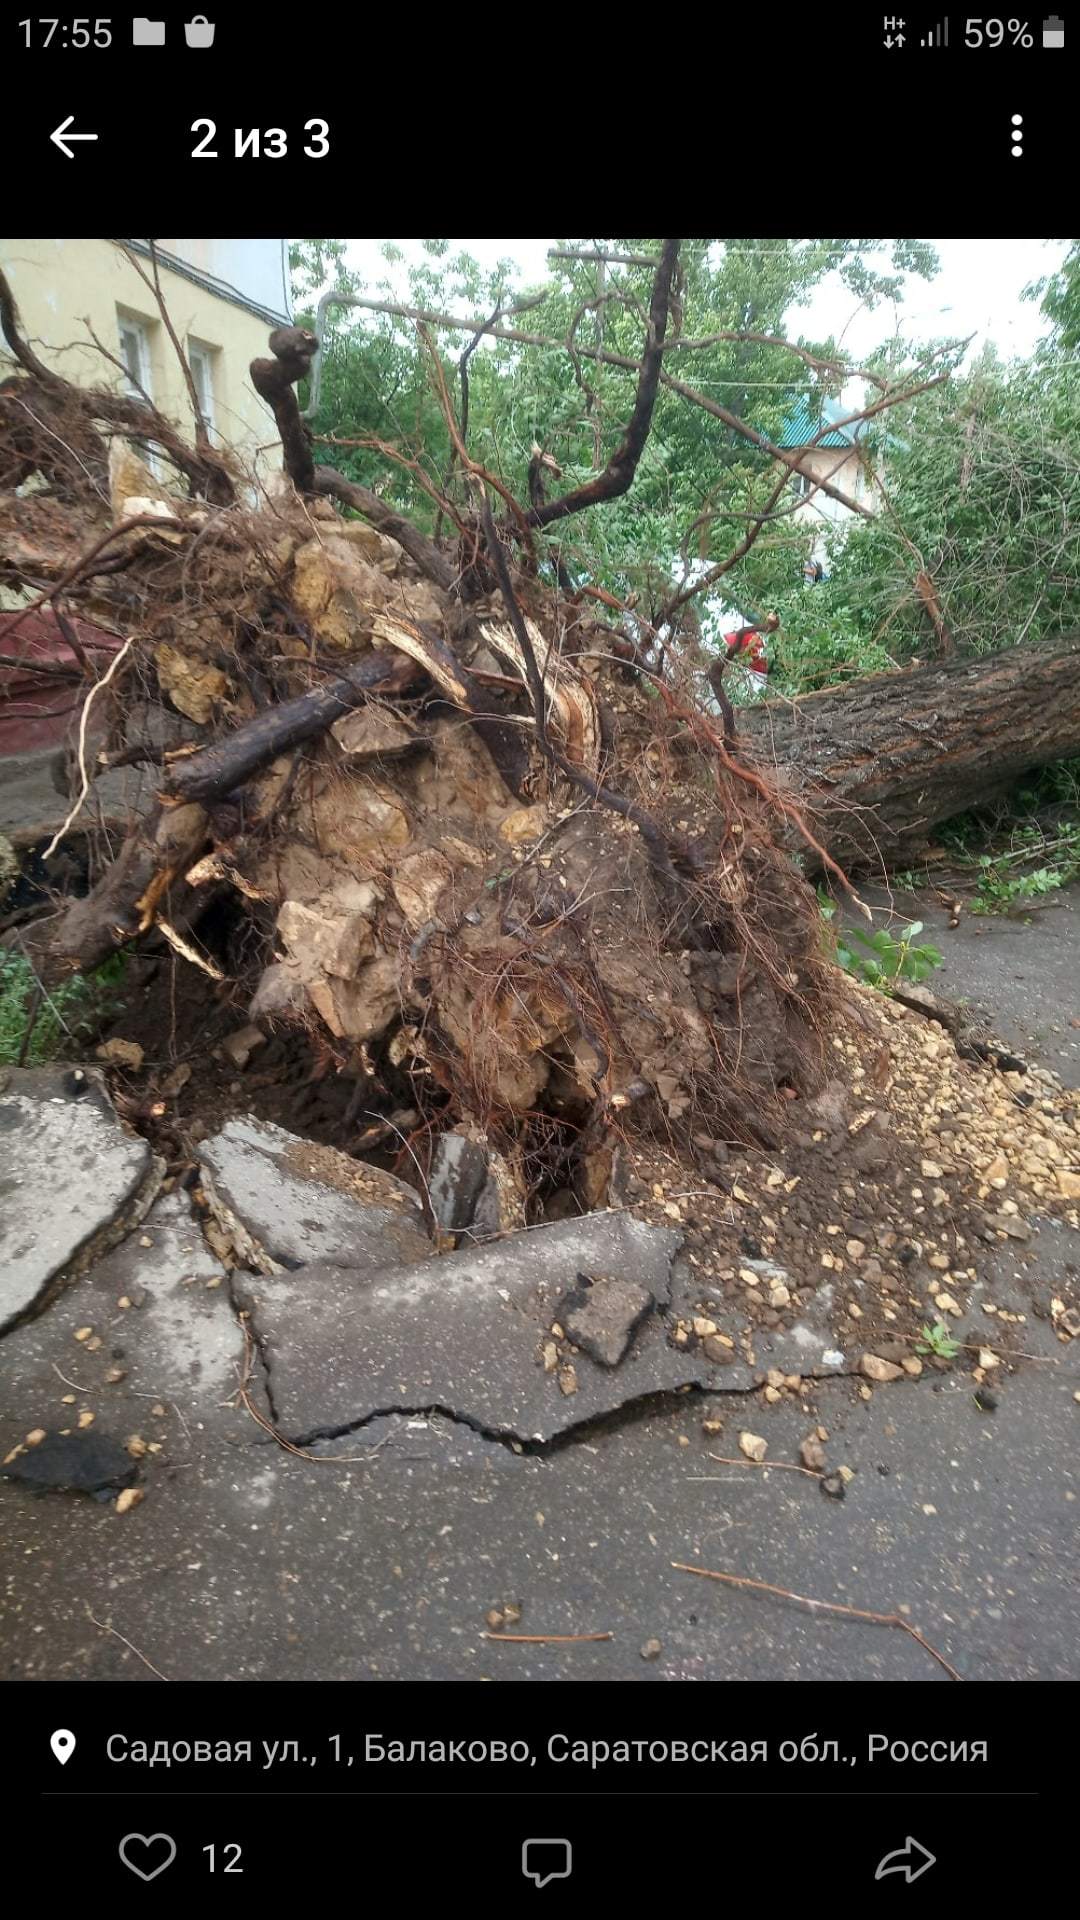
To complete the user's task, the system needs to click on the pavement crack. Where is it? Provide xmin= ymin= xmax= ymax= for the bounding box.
xmin=284 ymin=1369 xmax=863 ymax=1459
xmin=226 ymin=1272 xmax=280 ymax=1425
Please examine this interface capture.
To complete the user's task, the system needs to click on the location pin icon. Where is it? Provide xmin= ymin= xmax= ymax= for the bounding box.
xmin=50 ymin=1729 xmax=76 ymax=1766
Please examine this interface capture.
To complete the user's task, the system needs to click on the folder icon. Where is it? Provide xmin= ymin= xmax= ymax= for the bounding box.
xmin=132 ymin=17 xmax=166 ymax=44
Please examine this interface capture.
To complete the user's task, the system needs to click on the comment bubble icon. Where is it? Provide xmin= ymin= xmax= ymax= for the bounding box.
xmin=522 ymin=1838 xmax=572 ymax=1888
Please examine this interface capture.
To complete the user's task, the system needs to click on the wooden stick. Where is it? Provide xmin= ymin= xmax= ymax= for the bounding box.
xmin=85 ymin=1605 xmax=169 ymax=1681
xmin=706 ymin=1453 xmax=822 ymax=1478
xmin=671 ymin=1562 xmax=960 ymax=1680
xmin=481 ymin=1631 xmax=613 ymax=1644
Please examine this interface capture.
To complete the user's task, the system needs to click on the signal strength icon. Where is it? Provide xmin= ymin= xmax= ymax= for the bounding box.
xmin=921 ymin=17 xmax=949 ymax=43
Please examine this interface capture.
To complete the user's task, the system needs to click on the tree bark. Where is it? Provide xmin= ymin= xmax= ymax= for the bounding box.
xmin=741 ymin=634 xmax=1080 ymax=871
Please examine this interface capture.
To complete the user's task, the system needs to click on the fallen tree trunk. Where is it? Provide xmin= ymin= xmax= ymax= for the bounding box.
xmin=743 ymin=634 xmax=1080 ymax=871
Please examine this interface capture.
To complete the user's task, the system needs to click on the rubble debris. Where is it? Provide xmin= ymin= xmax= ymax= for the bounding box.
xmin=860 ymin=1354 xmax=905 ymax=1383
xmin=95 ymin=1038 xmax=145 ymax=1070
xmin=220 ymin=1025 xmax=267 ymax=1071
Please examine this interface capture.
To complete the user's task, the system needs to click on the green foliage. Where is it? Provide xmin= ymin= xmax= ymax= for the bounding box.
xmin=767 ymin=604 xmax=898 ymax=694
xmin=819 ymin=895 xmax=943 ymax=988
xmin=0 ymin=951 xmax=126 ymax=1067
xmin=755 ymin=347 xmax=1080 ymax=681
xmin=969 ymin=820 xmax=1080 ymax=913
xmin=916 ymin=1321 xmax=961 ymax=1360
xmin=1025 ymin=241 xmax=1080 ymax=355
xmin=288 ymin=238 xmax=941 ymax=614
xmin=288 ymin=239 xmax=1077 ymax=700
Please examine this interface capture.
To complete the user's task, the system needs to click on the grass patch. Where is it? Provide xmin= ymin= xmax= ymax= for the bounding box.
xmin=0 ymin=950 xmax=127 ymax=1067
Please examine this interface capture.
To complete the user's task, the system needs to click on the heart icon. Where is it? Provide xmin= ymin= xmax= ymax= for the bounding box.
xmin=119 ymin=1833 xmax=177 ymax=1881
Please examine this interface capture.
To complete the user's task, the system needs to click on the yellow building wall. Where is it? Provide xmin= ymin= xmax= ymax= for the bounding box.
xmin=0 ymin=238 xmax=283 ymax=484
xmin=787 ymin=445 xmax=876 ymax=519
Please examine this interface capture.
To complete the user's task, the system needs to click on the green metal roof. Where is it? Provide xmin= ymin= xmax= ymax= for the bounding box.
xmin=775 ymin=396 xmax=866 ymax=449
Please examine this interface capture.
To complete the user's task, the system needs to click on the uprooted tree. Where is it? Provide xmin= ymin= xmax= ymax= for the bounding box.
xmin=2 ymin=241 xmax=1078 ymax=1204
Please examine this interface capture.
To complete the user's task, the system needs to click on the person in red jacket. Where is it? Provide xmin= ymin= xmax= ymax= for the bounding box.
xmin=721 ymin=609 xmax=779 ymax=697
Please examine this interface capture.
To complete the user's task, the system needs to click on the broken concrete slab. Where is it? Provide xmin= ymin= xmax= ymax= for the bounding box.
xmin=0 ymin=1187 xmax=241 ymax=1429
xmin=0 ymin=1184 xmax=261 ymax=1555
xmin=0 ymin=1065 xmax=159 ymax=1334
xmin=236 ymin=1211 xmax=753 ymax=1444
xmin=1 ymin=1430 xmax=137 ymax=1500
xmin=561 ymin=1272 xmax=655 ymax=1368
xmin=79 ymin=1186 xmax=242 ymax=1409
xmin=197 ymin=1116 xmax=431 ymax=1273
xmin=428 ymin=1132 xmax=489 ymax=1233
xmin=427 ymin=1129 xmax=524 ymax=1242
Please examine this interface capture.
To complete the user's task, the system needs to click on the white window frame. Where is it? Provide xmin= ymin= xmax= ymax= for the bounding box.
xmin=117 ymin=314 xmax=152 ymax=403
xmin=116 ymin=310 xmax=162 ymax=477
xmin=187 ymin=338 xmax=218 ymax=441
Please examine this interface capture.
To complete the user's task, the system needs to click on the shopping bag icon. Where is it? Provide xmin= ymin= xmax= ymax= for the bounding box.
xmin=132 ymin=17 xmax=166 ymax=43
xmin=185 ymin=14 xmax=215 ymax=45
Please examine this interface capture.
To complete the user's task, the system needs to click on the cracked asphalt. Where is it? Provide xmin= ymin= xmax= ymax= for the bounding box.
xmin=1 ymin=893 xmax=1079 ymax=1682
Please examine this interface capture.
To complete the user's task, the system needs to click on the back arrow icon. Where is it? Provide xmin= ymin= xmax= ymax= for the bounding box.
xmin=51 ymin=116 xmax=98 ymax=159
xmin=874 ymin=1837 xmax=936 ymax=1883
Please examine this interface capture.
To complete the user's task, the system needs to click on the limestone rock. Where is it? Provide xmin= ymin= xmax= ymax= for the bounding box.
xmin=391 ymin=848 xmax=454 ymax=927
xmin=276 ymin=898 xmax=376 ymax=979
xmin=860 ymin=1353 xmax=904 ymax=1383
xmin=155 ymin=641 xmax=229 ymax=724
xmin=332 ymin=707 xmax=421 ymax=760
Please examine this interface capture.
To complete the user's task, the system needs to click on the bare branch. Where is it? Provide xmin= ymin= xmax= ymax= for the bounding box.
xmin=115 ymin=242 xmax=216 ymax=464
xmin=528 ymin=238 xmax=681 ymax=528
xmin=418 ymin=325 xmax=535 ymax=554
xmin=549 ymin=248 xmax=664 ymax=269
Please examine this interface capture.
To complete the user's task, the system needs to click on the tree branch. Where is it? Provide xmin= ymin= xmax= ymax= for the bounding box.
xmin=163 ymin=648 xmax=424 ymax=806
xmin=527 ymin=239 xmax=681 ymax=528
xmin=329 ymin=286 xmax=951 ymax=522
xmin=250 ymin=326 xmax=320 ymax=492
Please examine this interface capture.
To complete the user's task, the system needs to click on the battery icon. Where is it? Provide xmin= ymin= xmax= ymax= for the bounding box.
xmin=1043 ymin=14 xmax=1064 ymax=45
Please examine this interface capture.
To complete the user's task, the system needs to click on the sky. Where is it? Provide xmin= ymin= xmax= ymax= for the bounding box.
xmin=341 ymin=238 xmax=1070 ymax=367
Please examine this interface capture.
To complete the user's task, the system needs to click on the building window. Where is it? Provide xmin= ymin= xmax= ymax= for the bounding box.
xmin=116 ymin=311 xmax=161 ymax=476
xmin=117 ymin=314 xmax=152 ymax=402
xmin=187 ymin=339 xmax=218 ymax=440
xmin=790 ymin=467 xmax=813 ymax=499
